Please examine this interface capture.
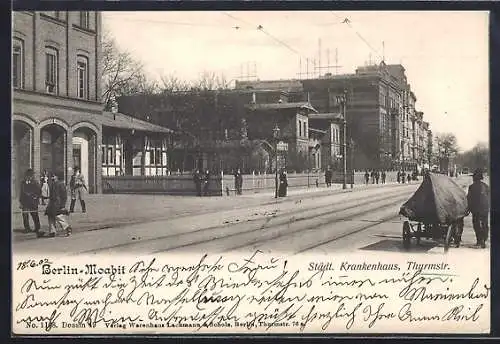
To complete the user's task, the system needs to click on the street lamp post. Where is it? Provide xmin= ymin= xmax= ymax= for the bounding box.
xmin=273 ymin=124 xmax=280 ymax=199
xmin=336 ymin=90 xmax=348 ymax=190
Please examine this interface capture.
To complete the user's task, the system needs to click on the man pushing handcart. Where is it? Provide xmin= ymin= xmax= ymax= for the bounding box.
xmin=399 ymin=171 xmax=468 ymax=252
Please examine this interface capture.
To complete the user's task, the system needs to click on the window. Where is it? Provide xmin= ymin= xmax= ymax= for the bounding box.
xmin=303 ymin=122 xmax=307 ymax=138
xmin=12 ymin=38 xmax=23 ymax=89
xmin=77 ymin=55 xmax=88 ymax=99
xmin=298 ymin=120 xmax=302 ymax=137
xmin=45 ymin=47 xmax=58 ymax=94
xmin=80 ymin=12 xmax=90 ymax=29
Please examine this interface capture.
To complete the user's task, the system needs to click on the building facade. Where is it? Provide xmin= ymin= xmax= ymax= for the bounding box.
xmin=234 ymin=62 xmax=433 ymax=171
xmin=12 ymin=11 xmax=103 ymax=196
xmin=12 ymin=11 xmax=175 ymax=197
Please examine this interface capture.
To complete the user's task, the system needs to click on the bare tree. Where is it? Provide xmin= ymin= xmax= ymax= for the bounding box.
xmin=456 ymin=142 xmax=489 ymax=172
xmin=101 ymin=31 xmax=157 ymax=110
xmin=192 ymin=71 xmax=231 ymax=91
xmin=435 ymin=133 xmax=459 ymax=159
xmin=434 ymin=132 xmax=459 ymax=173
xmin=159 ymin=74 xmax=191 ymax=93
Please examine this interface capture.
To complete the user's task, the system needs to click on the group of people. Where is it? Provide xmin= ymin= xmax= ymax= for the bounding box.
xmin=396 ymin=170 xmax=418 ymax=184
xmin=363 ymin=170 xmax=388 ymax=185
xmin=193 ymin=169 xmax=211 ymax=197
xmin=19 ymin=167 xmax=87 ymax=238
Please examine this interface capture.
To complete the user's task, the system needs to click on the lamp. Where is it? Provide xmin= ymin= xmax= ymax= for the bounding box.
xmin=273 ymin=124 xmax=280 ymax=198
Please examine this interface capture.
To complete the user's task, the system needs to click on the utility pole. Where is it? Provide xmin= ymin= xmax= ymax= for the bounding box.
xmin=318 ymin=38 xmax=322 ymax=78
xmin=336 ymin=90 xmax=348 ymax=190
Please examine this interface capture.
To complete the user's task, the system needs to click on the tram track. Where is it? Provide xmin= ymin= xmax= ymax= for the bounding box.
xmin=221 ymin=197 xmax=408 ymax=254
xmin=153 ymin=193 xmax=410 ymax=254
xmin=77 ymin=188 xmax=412 ymax=255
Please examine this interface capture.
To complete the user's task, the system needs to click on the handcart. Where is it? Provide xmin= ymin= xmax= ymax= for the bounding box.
xmin=399 ymin=172 xmax=468 ymax=252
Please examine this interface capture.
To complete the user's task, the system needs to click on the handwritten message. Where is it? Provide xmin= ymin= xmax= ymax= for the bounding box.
xmin=12 ymin=251 xmax=490 ymax=334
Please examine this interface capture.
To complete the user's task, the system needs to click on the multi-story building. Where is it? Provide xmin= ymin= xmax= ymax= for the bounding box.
xmin=237 ymin=62 xmax=432 ymax=172
xmin=12 ymin=11 xmax=173 ymax=197
xmin=12 ymin=11 xmax=104 ymax=196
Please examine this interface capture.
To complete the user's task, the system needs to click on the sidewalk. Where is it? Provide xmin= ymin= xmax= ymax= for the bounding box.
xmin=11 ymin=181 xmax=411 ymax=241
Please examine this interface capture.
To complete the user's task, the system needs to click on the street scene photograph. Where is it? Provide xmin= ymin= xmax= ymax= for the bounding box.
xmin=12 ymin=10 xmax=490 ymax=257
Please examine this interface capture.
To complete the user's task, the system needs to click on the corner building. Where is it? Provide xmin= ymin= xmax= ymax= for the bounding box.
xmin=12 ymin=11 xmax=103 ymax=196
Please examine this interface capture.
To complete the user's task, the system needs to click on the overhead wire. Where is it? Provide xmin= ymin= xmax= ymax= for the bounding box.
xmin=330 ymin=11 xmax=383 ymax=61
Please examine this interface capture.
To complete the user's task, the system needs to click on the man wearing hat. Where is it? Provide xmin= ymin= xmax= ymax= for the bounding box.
xmin=44 ymin=171 xmax=72 ymax=237
xmin=466 ymin=168 xmax=490 ymax=248
xmin=19 ymin=168 xmax=42 ymax=236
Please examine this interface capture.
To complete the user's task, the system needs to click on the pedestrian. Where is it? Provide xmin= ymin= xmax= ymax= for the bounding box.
xmin=234 ymin=168 xmax=243 ymax=195
xmin=397 ymin=171 xmax=401 ymax=183
xmin=193 ymin=169 xmax=202 ymax=196
xmin=40 ymin=170 xmax=50 ymax=205
xmin=401 ymin=171 xmax=406 ymax=184
xmin=375 ymin=170 xmax=380 ymax=184
xmin=279 ymin=169 xmax=288 ymax=197
xmin=325 ymin=167 xmax=332 ymax=187
xmin=381 ymin=170 xmax=386 ymax=184
xmin=19 ymin=168 xmax=42 ymax=236
xmin=69 ymin=167 xmax=87 ymax=213
xmin=466 ymin=169 xmax=490 ymax=248
xmin=203 ymin=169 xmax=210 ymax=196
xmin=371 ymin=170 xmax=375 ymax=184
xmin=407 ymin=172 xmax=412 ymax=183
xmin=364 ymin=170 xmax=369 ymax=185
xmin=43 ymin=171 xmax=71 ymax=237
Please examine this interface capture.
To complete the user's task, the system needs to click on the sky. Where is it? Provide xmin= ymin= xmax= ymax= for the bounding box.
xmin=103 ymin=11 xmax=489 ymax=151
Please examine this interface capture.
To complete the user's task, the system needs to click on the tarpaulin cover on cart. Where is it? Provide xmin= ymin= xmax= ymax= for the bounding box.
xmin=399 ymin=172 xmax=468 ymax=224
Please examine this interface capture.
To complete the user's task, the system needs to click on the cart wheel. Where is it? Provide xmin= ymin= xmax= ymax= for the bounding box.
xmin=416 ymin=223 xmax=422 ymax=245
xmin=403 ymin=221 xmax=411 ymax=249
xmin=444 ymin=225 xmax=454 ymax=253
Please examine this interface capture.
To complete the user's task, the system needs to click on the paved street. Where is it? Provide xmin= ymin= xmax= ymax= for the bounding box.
xmin=13 ymin=176 xmax=487 ymax=256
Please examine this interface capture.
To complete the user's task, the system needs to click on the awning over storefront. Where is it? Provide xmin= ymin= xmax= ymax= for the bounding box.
xmin=101 ymin=111 xmax=174 ymax=133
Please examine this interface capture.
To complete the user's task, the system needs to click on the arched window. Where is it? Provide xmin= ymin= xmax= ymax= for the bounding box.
xmin=12 ymin=38 xmax=24 ymax=89
xmin=77 ymin=55 xmax=89 ymax=99
xmin=45 ymin=46 xmax=58 ymax=94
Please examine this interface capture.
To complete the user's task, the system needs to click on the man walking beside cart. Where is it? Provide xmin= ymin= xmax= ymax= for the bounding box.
xmin=467 ymin=169 xmax=490 ymax=248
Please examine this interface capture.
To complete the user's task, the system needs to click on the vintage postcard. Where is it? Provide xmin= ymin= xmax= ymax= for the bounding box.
xmin=11 ymin=10 xmax=490 ymax=335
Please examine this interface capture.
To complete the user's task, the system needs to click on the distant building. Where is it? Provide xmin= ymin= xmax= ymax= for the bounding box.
xmin=234 ymin=62 xmax=432 ymax=171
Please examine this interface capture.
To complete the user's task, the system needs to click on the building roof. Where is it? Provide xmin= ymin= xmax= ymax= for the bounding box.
xmin=102 ymin=111 xmax=174 ymax=133
xmin=245 ymin=102 xmax=318 ymax=113
xmin=309 ymin=112 xmax=343 ymax=121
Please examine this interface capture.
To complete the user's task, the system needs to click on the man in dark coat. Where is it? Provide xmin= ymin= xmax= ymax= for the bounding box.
xmin=467 ymin=169 xmax=490 ymax=248
xmin=44 ymin=172 xmax=71 ymax=237
xmin=279 ymin=170 xmax=288 ymax=197
xmin=364 ymin=170 xmax=370 ymax=185
xmin=381 ymin=170 xmax=386 ymax=184
xmin=203 ymin=169 xmax=211 ymax=196
xmin=325 ymin=167 xmax=332 ymax=187
xmin=19 ymin=168 xmax=41 ymax=236
xmin=193 ymin=170 xmax=202 ymax=196
xmin=234 ymin=168 xmax=243 ymax=195
xmin=375 ymin=170 xmax=380 ymax=184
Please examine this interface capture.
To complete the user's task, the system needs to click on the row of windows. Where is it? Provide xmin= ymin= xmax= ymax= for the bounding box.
xmin=42 ymin=11 xmax=91 ymax=30
xmin=12 ymin=38 xmax=89 ymax=99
